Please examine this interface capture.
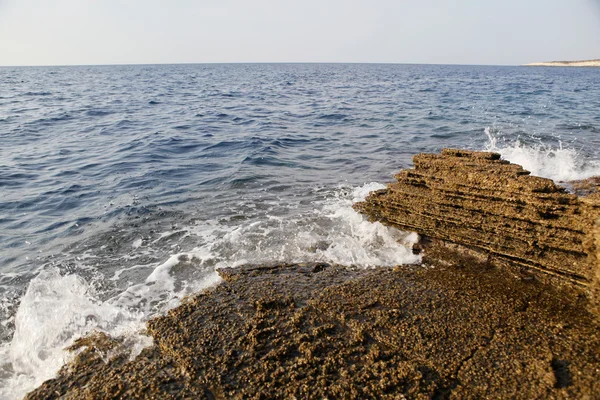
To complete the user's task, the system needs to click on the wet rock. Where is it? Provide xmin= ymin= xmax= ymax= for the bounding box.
xmin=569 ymin=176 xmax=600 ymax=197
xmin=354 ymin=148 xmax=600 ymax=311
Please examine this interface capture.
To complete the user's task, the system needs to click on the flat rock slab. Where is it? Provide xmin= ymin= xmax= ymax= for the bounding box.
xmin=27 ymin=262 xmax=600 ymax=399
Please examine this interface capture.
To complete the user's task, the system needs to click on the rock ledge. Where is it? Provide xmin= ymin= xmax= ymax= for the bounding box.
xmin=354 ymin=149 xmax=600 ymax=312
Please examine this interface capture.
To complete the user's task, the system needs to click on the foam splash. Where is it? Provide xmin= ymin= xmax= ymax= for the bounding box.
xmin=182 ymin=182 xmax=421 ymax=268
xmin=110 ymin=256 xmax=222 ymax=315
xmin=0 ymin=266 xmax=221 ymax=399
xmin=0 ymin=269 xmax=143 ymax=399
xmin=484 ymin=127 xmax=600 ymax=182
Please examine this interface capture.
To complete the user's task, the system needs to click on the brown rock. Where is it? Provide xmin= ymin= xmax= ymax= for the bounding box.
xmin=25 ymin=262 xmax=600 ymax=399
xmin=354 ymin=148 xmax=600 ymax=310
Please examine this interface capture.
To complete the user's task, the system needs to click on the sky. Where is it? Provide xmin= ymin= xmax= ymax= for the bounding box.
xmin=0 ymin=0 xmax=599 ymax=66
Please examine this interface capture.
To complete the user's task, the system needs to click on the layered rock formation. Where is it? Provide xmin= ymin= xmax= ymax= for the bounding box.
xmin=354 ymin=149 xmax=600 ymax=310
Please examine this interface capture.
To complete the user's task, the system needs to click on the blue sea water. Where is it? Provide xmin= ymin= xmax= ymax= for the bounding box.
xmin=1 ymin=63 xmax=599 ymax=398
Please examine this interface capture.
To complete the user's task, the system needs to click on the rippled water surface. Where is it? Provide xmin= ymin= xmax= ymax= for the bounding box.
xmin=1 ymin=63 xmax=599 ymax=398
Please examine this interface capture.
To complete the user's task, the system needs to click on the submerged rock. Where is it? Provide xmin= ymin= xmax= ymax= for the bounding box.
xmin=25 ymin=262 xmax=600 ymax=399
xmin=354 ymin=148 xmax=600 ymax=313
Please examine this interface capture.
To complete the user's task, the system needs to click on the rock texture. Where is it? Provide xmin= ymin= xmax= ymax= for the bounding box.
xmin=354 ymin=149 xmax=600 ymax=310
xmin=25 ymin=262 xmax=600 ymax=399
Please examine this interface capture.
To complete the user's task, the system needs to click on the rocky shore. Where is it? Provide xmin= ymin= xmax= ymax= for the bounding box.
xmin=26 ymin=150 xmax=600 ymax=399
xmin=355 ymin=149 xmax=600 ymax=313
xmin=24 ymin=261 xmax=600 ymax=399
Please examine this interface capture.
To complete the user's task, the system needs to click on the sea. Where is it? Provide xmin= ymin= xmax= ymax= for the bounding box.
xmin=1 ymin=63 xmax=599 ymax=399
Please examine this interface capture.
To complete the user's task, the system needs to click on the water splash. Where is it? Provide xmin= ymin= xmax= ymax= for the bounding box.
xmin=0 ymin=269 xmax=145 ymax=399
xmin=180 ymin=183 xmax=421 ymax=269
xmin=484 ymin=127 xmax=600 ymax=182
xmin=0 ymin=264 xmax=221 ymax=400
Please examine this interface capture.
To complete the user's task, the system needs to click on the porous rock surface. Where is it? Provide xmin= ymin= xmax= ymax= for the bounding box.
xmin=26 ymin=262 xmax=600 ymax=399
xmin=354 ymin=148 xmax=600 ymax=309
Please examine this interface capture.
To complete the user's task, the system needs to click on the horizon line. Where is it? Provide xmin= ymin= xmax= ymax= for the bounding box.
xmin=0 ymin=61 xmax=523 ymax=68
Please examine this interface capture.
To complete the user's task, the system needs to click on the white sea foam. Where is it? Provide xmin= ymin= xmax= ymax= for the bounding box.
xmin=0 ymin=265 xmax=221 ymax=399
xmin=181 ymin=182 xmax=421 ymax=268
xmin=484 ymin=127 xmax=600 ymax=182
xmin=0 ymin=182 xmax=418 ymax=399
xmin=0 ymin=269 xmax=143 ymax=399
xmin=109 ymin=254 xmax=222 ymax=314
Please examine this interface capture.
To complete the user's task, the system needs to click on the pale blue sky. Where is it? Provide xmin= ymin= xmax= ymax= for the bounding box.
xmin=0 ymin=0 xmax=599 ymax=66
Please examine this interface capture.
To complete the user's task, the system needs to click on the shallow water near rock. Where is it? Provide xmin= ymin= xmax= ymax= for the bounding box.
xmin=1 ymin=63 xmax=600 ymax=399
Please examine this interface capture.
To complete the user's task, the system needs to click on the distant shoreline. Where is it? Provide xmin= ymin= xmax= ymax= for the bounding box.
xmin=524 ymin=59 xmax=600 ymax=67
